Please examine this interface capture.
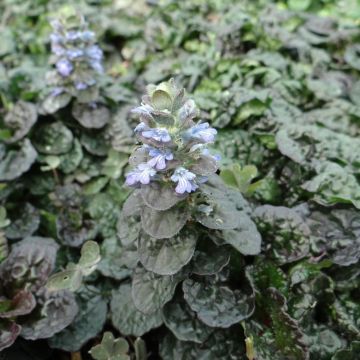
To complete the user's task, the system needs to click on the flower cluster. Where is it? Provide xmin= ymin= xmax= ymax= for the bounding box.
xmin=125 ymin=80 xmax=219 ymax=195
xmin=46 ymin=13 xmax=103 ymax=99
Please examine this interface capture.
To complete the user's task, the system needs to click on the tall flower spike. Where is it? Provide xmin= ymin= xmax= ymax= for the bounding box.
xmin=47 ymin=12 xmax=103 ymax=101
xmin=126 ymin=79 xmax=219 ymax=193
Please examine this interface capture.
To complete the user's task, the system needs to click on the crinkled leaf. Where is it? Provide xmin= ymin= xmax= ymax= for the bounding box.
xmin=222 ymin=214 xmax=262 ymax=256
xmin=0 ymin=290 xmax=35 ymax=318
xmin=0 ymin=140 xmax=37 ymax=181
xmin=182 ymin=275 xmax=255 ymax=328
xmin=49 ymin=288 xmax=107 ymax=352
xmin=132 ymin=266 xmax=184 ymax=314
xmin=138 ymin=231 xmax=196 ymax=275
xmin=254 ymin=205 xmax=310 ymax=264
xmin=163 ymin=299 xmax=213 ymax=343
xmin=40 ymin=93 xmax=71 ymax=114
xmin=302 ymin=162 xmax=360 ymax=209
xmin=72 ymin=102 xmax=110 ymax=129
xmin=141 ymin=183 xmax=186 ymax=211
xmin=191 ymin=241 xmax=230 ymax=276
xmin=111 ymin=283 xmax=163 ymax=336
xmin=4 ymin=101 xmax=37 ymax=144
xmin=33 ymin=122 xmax=73 ymax=155
xmin=98 ymin=236 xmax=137 ymax=280
xmin=5 ymin=203 xmax=40 ymax=240
xmin=141 ymin=206 xmax=190 ymax=239
xmin=20 ymin=289 xmax=78 ymax=340
xmin=0 ymin=236 xmax=59 ymax=294
xmin=332 ymin=341 xmax=360 ymax=360
xmin=247 ymin=288 xmax=309 ymax=360
xmin=159 ymin=329 xmax=246 ymax=360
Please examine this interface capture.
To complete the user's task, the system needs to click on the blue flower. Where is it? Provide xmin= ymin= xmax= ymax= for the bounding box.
xmin=66 ymin=30 xmax=82 ymax=42
xmin=51 ymin=87 xmax=65 ymax=97
xmin=142 ymin=128 xmax=171 ymax=143
xmin=56 ymin=58 xmax=73 ymax=77
xmin=125 ymin=163 xmax=156 ymax=186
xmin=81 ymin=31 xmax=95 ymax=42
xmin=147 ymin=147 xmax=174 ymax=170
xmin=134 ymin=122 xmax=148 ymax=133
xmin=183 ymin=122 xmax=217 ymax=143
xmin=86 ymin=45 xmax=103 ymax=61
xmin=75 ymin=82 xmax=88 ymax=90
xmin=66 ymin=49 xmax=84 ymax=59
xmin=171 ymin=167 xmax=198 ymax=194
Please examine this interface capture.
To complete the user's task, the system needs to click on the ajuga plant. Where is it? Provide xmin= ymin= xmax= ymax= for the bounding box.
xmin=111 ymin=79 xmax=262 ymax=355
xmin=40 ymin=10 xmax=110 ymax=124
xmin=0 ymin=237 xmax=78 ymax=351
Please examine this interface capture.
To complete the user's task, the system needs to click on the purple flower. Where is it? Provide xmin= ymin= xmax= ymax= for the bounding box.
xmin=66 ymin=31 xmax=82 ymax=42
xmin=75 ymin=82 xmax=88 ymax=90
xmin=201 ymin=148 xmax=221 ymax=162
xmin=142 ymin=128 xmax=171 ymax=143
xmin=86 ymin=45 xmax=103 ymax=61
xmin=67 ymin=49 xmax=84 ymax=59
xmin=51 ymin=87 xmax=64 ymax=97
xmin=81 ymin=31 xmax=95 ymax=42
xmin=125 ymin=163 xmax=156 ymax=186
xmin=134 ymin=122 xmax=148 ymax=133
xmin=147 ymin=147 xmax=174 ymax=170
xmin=171 ymin=167 xmax=198 ymax=194
xmin=89 ymin=59 xmax=103 ymax=73
xmin=184 ymin=122 xmax=217 ymax=143
xmin=56 ymin=58 xmax=73 ymax=77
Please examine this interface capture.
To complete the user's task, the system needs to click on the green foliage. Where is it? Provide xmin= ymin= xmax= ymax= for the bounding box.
xmin=46 ymin=240 xmax=100 ymax=292
xmin=1 ymin=0 xmax=360 ymax=358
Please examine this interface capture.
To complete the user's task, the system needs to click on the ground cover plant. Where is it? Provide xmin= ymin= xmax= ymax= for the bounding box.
xmin=0 ymin=0 xmax=359 ymax=359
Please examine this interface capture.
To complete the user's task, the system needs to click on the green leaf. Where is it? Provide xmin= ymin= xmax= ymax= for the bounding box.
xmin=72 ymin=102 xmax=110 ymax=129
xmin=222 ymin=215 xmax=262 ymax=256
xmin=247 ymin=288 xmax=309 ymax=360
xmin=111 ymin=283 xmax=163 ymax=336
xmin=3 ymin=101 xmax=37 ymax=143
xmin=40 ymin=92 xmax=72 ymax=114
xmin=0 ymin=140 xmax=37 ymax=181
xmin=20 ymin=289 xmax=78 ymax=340
xmin=50 ymin=288 xmax=107 ymax=352
xmin=288 ymin=0 xmax=312 ymax=11
xmin=89 ymin=332 xmax=130 ymax=360
xmin=46 ymin=268 xmax=83 ymax=292
xmin=332 ymin=341 xmax=360 ymax=360
xmin=182 ymin=275 xmax=255 ymax=328
xmin=138 ymin=231 xmax=197 ymax=275
xmin=33 ymin=122 xmax=73 ymax=155
xmin=163 ymin=299 xmax=213 ymax=343
xmin=78 ymin=240 xmax=101 ymax=274
xmin=220 ymin=164 xmax=262 ymax=195
xmin=134 ymin=338 xmax=147 ymax=360
xmin=151 ymin=89 xmax=173 ymax=111
xmin=192 ymin=242 xmax=230 ymax=276
xmin=98 ymin=236 xmax=137 ymax=280
xmin=159 ymin=329 xmax=246 ymax=359
xmin=254 ymin=205 xmax=310 ymax=264
xmin=132 ymin=266 xmax=184 ymax=314
xmin=141 ymin=183 xmax=186 ymax=211
xmin=141 ymin=206 xmax=190 ymax=239
xmin=5 ymin=203 xmax=40 ymax=239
